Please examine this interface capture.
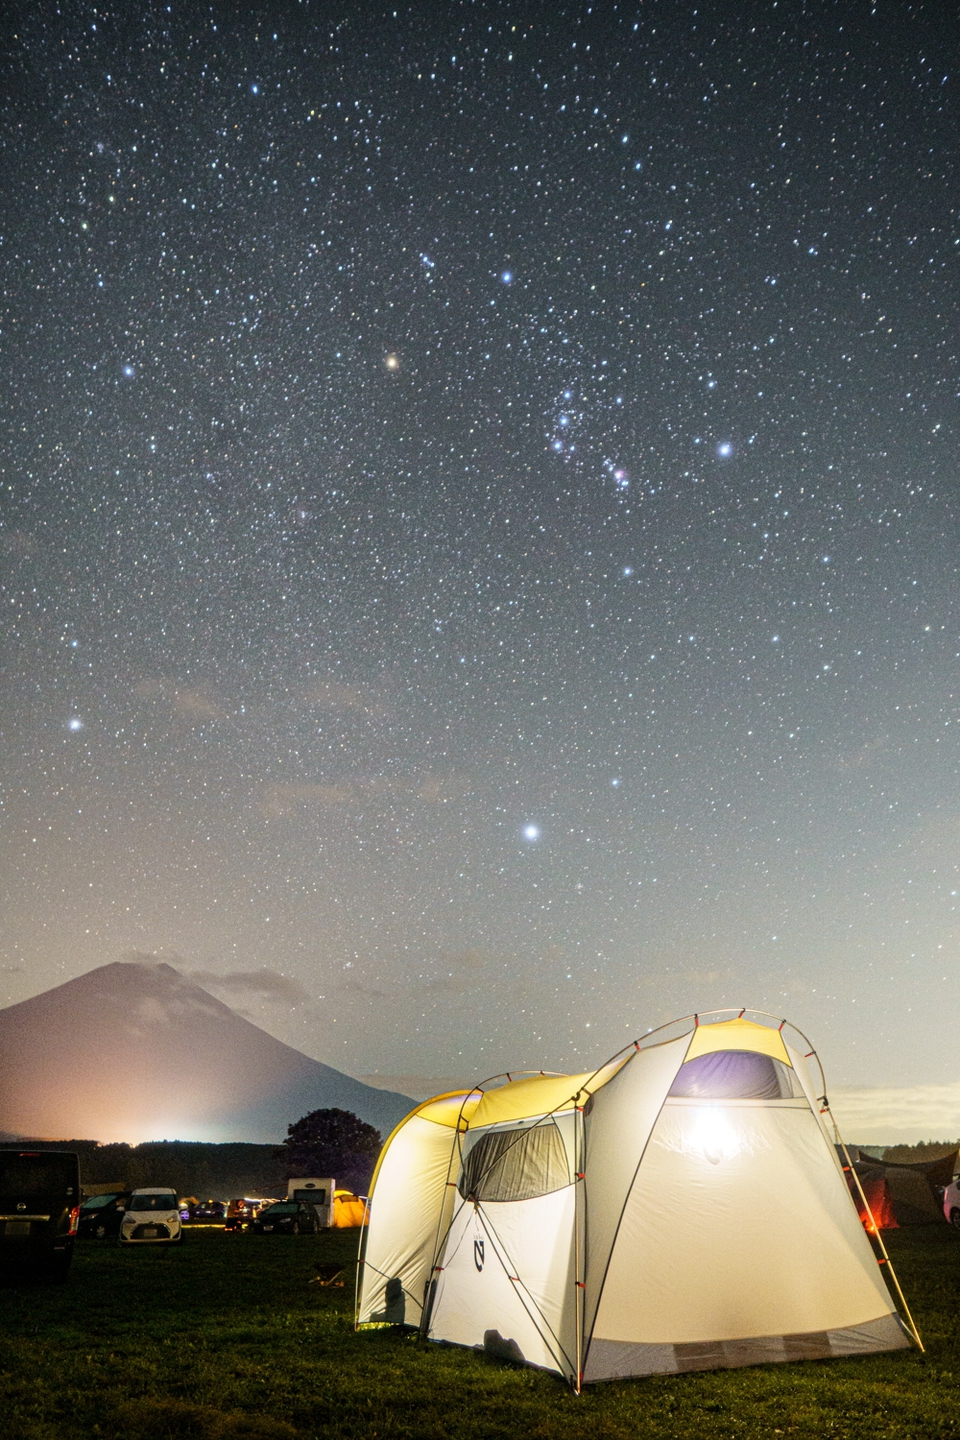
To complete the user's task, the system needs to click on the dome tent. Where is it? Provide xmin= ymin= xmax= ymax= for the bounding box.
xmin=356 ymin=1011 xmax=920 ymax=1390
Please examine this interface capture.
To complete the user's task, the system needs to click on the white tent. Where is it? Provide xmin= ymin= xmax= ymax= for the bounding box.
xmin=357 ymin=1011 xmax=920 ymax=1389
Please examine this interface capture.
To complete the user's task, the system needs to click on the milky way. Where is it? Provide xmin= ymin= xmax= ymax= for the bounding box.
xmin=1 ymin=2 xmax=958 ymax=1107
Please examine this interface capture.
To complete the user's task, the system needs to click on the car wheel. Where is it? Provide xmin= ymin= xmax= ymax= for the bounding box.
xmin=292 ymin=1221 xmax=300 ymax=1236
xmin=951 ymin=1208 xmax=960 ymax=1229
xmin=94 ymin=1223 xmax=107 ymax=1240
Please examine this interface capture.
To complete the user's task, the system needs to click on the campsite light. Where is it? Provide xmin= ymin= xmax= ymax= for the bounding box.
xmin=692 ymin=1106 xmax=740 ymax=1165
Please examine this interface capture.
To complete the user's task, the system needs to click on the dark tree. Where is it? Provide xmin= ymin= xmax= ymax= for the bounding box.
xmin=275 ymin=1108 xmax=382 ymax=1193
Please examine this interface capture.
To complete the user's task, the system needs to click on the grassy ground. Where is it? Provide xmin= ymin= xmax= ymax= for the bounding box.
xmin=1 ymin=1225 xmax=959 ymax=1440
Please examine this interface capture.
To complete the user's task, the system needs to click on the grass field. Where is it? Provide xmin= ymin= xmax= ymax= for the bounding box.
xmin=2 ymin=1225 xmax=960 ymax=1440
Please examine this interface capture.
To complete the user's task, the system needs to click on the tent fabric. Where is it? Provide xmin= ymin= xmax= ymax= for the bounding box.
xmin=357 ymin=1015 xmax=916 ymax=1387
xmin=332 ymin=1190 xmax=368 ymax=1227
xmin=685 ymin=1016 xmax=791 ymax=1064
xmin=852 ymin=1174 xmax=898 ymax=1231
xmin=359 ymin=1101 xmax=473 ymax=1327
xmin=667 ymin=1050 xmax=795 ymax=1100
xmin=586 ymin=1101 xmax=896 ymax=1364
xmin=468 ymin=1072 xmax=595 ymax=1129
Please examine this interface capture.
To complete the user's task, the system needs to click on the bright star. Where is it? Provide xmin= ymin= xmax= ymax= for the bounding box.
xmin=68 ymin=717 xmax=84 ymax=732
xmin=500 ymin=270 xmax=512 ymax=284
xmin=717 ymin=442 xmax=732 ymax=457
xmin=523 ymin=825 xmax=540 ymax=841
xmin=122 ymin=364 xmax=135 ymax=378
xmin=384 ymin=353 xmax=399 ymax=370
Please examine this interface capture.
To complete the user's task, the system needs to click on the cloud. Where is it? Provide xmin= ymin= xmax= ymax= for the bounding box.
xmin=296 ymin=679 xmax=370 ymax=713
xmin=259 ymin=773 xmax=462 ymax=818
xmin=189 ymin=968 xmax=311 ymax=1005
xmin=830 ymin=1082 xmax=960 ymax=1145
xmin=355 ymin=1074 xmax=469 ymax=1101
xmin=134 ymin=679 xmax=226 ymax=722
xmin=259 ymin=782 xmax=357 ymax=817
xmin=0 ymin=529 xmax=40 ymax=557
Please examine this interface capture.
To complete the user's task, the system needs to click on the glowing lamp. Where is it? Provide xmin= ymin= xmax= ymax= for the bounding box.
xmin=691 ymin=1106 xmax=740 ymax=1165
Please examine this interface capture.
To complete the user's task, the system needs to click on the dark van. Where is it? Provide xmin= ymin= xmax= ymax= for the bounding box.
xmin=0 ymin=1150 xmax=81 ymax=1281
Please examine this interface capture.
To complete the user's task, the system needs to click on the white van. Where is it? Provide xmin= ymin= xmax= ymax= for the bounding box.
xmin=286 ymin=1177 xmax=334 ymax=1227
xmin=943 ymin=1173 xmax=960 ymax=1227
xmin=118 ymin=1188 xmax=182 ymax=1245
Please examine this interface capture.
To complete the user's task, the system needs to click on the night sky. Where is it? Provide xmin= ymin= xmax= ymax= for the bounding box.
xmin=2 ymin=1 xmax=958 ymax=1138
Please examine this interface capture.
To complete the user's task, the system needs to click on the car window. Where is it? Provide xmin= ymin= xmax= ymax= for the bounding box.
xmin=129 ymin=1193 xmax=178 ymax=1211
xmin=0 ymin=1154 xmax=78 ymax=1197
xmin=81 ymin=1193 xmax=119 ymax=1211
xmin=264 ymin=1202 xmax=298 ymax=1215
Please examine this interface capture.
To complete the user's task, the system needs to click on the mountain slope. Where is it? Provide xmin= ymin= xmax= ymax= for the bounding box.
xmin=0 ymin=960 xmax=413 ymax=1143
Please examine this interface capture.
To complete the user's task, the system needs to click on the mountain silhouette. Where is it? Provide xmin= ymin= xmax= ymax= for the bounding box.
xmin=0 ymin=961 xmax=413 ymax=1143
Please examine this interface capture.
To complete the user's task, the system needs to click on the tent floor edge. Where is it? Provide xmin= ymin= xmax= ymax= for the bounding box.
xmin=582 ymin=1313 xmax=912 ymax=1383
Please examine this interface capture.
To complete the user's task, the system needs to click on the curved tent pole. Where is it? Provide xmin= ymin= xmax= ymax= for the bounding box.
xmin=420 ymin=1072 xmax=596 ymax=1356
xmin=820 ymin=1099 xmax=924 ymax=1353
xmin=354 ymin=1195 xmax=371 ymax=1328
xmin=574 ymin=1010 xmax=925 ymax=1372
xmin=358 ymin=1089 xmax=483 ymax=1333
xmin=417 ymin=1086 xmax=486 ymax=1337
xmin=769 ymin=1022 xmax=923 ymax=1350
xmin=573 ymin=1099 xmax=585 ymax=1393
xmin=471 ymin=1203 xmax=578 ymax=1379
xmin=414 ymin=1012 xmax=924 ymax=1379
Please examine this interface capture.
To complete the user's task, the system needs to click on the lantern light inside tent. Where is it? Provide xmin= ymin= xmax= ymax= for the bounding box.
xmin=692 ymin=1106 xmax=740 ymax=1165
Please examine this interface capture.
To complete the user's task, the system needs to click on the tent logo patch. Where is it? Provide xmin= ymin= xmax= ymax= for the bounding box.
xmin=473 ymin=1238 xmax=485 ymax=1271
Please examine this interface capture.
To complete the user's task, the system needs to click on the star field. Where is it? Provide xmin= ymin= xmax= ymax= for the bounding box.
xmin=1 ymin=1 xmax=958 ymax=1109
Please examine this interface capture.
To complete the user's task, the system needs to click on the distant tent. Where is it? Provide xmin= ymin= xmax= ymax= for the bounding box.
xmin=357 ymin=1012 xmax=920 ymax=1389
xmin=332 ymin=1188 xmax=368 ymax=1228
xmin=846 ymin=1148 xmax=957 ymax=1228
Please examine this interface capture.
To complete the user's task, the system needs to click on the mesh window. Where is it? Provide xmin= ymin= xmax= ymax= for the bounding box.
xmin=458 ymin=1121 xmax=570 ymax=1202
xmin=668 ymin=1049 xmax=799 ymax=1099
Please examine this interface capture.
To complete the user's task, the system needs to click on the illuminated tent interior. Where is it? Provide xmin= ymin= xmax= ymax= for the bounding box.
xmin=357 ymin=1012 xmax=920 ymax=1389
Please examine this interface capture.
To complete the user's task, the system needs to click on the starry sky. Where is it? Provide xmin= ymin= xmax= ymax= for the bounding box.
xmin=2 ymin=1 xmax=958 ymax=1135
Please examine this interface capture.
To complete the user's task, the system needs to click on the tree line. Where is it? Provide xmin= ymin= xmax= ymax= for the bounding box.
xmin=5 ymin=1108 xmax=384 ymax=1199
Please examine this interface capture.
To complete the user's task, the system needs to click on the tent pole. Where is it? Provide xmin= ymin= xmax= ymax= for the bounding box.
xmin=420 ymin=1110 xmax=470 ymax=1338
xmin=824 ymin=1104 xmax=925 ymax=1353
xmin=354 ymin=1197 xmax=370 ymax=1331
xmin=573 ymin=1099 xmax=584 ymax=1393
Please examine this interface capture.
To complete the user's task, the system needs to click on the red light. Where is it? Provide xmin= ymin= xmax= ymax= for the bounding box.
xmin=69 ymin=1206 xmax=80 ymax=1235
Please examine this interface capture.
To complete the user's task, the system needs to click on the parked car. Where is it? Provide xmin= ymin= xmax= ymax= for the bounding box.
xmin=942 ymin=1172 xmax=960 ymax=1226
xmin=250 ymin=1200 xmax=321 ymax=1235
xmin=78 ymin=1190 xmax=130 ymax=1240
xmin=0 ymin=1149 xmax=80 ymax=1281
xmin=118 ymin=1188 xmax=183 ymax=1245
xmin=185 ymin=1200 xmax=226 ymax=1224
xmin=224 ymin=1197 xmax=259 ymax=1231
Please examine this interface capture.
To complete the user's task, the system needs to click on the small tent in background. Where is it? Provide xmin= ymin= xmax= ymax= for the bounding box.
xmin=357 ymin=1011 xmax=921 ymax=1389
xmin=845 ymin=1147 xmax=957 ymax=1229
xmin=332 ymin=1188 xmax=368 ymax=1227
